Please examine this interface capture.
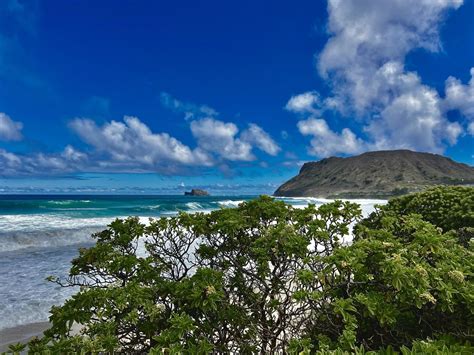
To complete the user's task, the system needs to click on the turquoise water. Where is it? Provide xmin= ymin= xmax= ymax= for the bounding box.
xmin=0 ymin=195 xmax=254 ymax=218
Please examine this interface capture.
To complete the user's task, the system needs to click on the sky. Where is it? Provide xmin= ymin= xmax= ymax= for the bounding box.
xmin=0 ymin=0 xmax=473 ymax=195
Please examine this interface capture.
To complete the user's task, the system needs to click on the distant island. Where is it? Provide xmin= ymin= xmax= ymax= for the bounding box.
xmin=274 ymin=150 xmax=474 ymax=198
xmin=184 ymin=189 xmax=209 ymax=196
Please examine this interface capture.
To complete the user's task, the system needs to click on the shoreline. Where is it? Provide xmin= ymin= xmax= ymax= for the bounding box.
xmin=0 ymin=322 xmax=49 ymax=352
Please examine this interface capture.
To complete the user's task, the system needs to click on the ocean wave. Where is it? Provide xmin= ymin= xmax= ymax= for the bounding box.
xmin=217 ymin=200 xmax=245 ymax=208
xmin=0 ymin=214 xmax=114 ymax=233
xmin=185 ymin=202 xmax=203 ymax=210
xmin=276 ymin=197 xmax=386 ymax=217
xmin=46 ymin=200 xmax=91 ymax=205
xmin=50 ymin=208 xmax=107 ymax=211
xmin=46 ymin=200 xmax=74 ymax=205
xmin=0 ymin=215 xmax=161 ymax=253
xmin=0 ymin=227 xmax=100 ymax=253
xmin=275 ymin=197 xmax=333 ymax=205
xmin=0 ymin=198 xmax=386 ymax=253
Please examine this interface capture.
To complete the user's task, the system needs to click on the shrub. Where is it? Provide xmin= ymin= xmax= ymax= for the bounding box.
xmin=361 ymin=185 xmax=474 ymax=233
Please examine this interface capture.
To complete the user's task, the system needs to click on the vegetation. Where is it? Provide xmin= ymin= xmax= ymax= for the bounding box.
xmin=6 ymin=186 xmax=473 ymax=354
xmin=360 ymin=185 xmax=474 ymax=232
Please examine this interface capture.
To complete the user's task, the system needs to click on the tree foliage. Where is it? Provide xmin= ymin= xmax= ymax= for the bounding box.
xmin=360 ymin=185 xmax=474 ymax=232
xmin=7 ymin=187 xmax=474 ymax=354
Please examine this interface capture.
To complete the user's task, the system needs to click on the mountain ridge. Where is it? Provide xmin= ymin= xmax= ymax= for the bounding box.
xmin=274 ymin=150 xmax=474 ymax=198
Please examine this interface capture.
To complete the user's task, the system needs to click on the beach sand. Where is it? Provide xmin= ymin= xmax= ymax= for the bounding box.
xmin=0 ymin=322 xmax=49 ymax=352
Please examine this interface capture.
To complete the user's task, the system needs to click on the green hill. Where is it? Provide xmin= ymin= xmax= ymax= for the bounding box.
xmin=274 ymin=150 xmax=474 ymax=198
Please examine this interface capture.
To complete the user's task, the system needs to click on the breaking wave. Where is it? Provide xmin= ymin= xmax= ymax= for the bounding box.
xmin=217 ymin=200 xmax=245 ymax=208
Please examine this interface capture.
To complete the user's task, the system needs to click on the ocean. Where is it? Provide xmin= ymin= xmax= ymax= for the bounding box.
xmin=0 ymin=195 xmax=385 ymax=331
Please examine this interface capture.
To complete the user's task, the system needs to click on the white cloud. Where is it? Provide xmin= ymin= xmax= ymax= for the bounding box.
xmin=190 ymin=118 xmax=280 ymax=161
xmin=0 ymin=112 xmax=23 ymax=141
xmin=161 ymin=94 xmax=280 ymax=162
xmin=190 ymin=117 xmax=254 ymax=161
xmin=291 ymin=0 xmax=466 ymax=156
xmin=468 ymin=122 xmax=474 ymax=136
xmin=364 ymin=61 xmax=462 ymax=152
xmin=70 ymin=116 xmax=213 ymax=172
xmin=445 ymin=68 xmax=474 ymax=119
xmin=0 ymin=111 xmax=281 ymax=176
xmin=445 ymin=68 xmax=474 ymax=135
xmin=0 ymin=145 xmax=88 ymax=176
xmin=285 ymin=91 xmax=321 ymax=114
xmin=61 ymin=145 xmax=88 ymax=162
xmin=297 ymin=118 xmax=366 ymax=157
xmin=240 ymin=123 xmax=281 ymax=156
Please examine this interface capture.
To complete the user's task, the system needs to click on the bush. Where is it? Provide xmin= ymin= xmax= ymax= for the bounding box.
xmin=14 ymin=189 xmax=474 ymax=353
xmin=361 ymin=185 xmax=474 ymax=233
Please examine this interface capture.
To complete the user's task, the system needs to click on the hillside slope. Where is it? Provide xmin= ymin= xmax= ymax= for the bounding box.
xmin=274 ymin=150 xmax=474 ymax=198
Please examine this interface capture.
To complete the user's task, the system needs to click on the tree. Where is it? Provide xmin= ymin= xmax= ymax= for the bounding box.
xmin=16 ymin=189 xmax=473 ymax=354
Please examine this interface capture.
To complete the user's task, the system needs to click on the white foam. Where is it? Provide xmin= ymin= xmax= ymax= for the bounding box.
xmin=0 ymin=214 xmax=113 ymax=233
xmin=46 ymin=200 xmax=91 ymax=205
xmin=217 ymin=200 xmax=245 ymax=208
xmin=185 ymin=202 xmax=203 ymax=210
xmin=278 ymin=197 xmax=386 ymax=217
xmin=0 ymin=228 xmax=106 ymax=253
xmin=0 ymin=214 xmax=129 ymax=252
xmin=0 ymin=247 xmax=79 ymax=330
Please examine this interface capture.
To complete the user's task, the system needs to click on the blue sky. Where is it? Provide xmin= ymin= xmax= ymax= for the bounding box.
xmin=0 ymin=0 xmax=473 ymax=194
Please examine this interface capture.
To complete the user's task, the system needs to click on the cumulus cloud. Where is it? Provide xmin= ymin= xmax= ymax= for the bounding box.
xmin=445 ymin=68 xmax=474 ymax=135
xmin=0 ymin=145 xmax=87 ymax=176
xmin=445 ymin=68 xmax=474 ymax=119
xmin=240 ymin=123 xmax=281 ymax=156
xmin=364 ymin=61 xmax=463 ymax=151
xmin=69 ymin=116 xmax=213 ymax=172
xmin=190 ymin=118 xmax=280 ymax=161
xmin=468 ymin=122 xmax=474 ymax=136
xmin=285 ymin=91 xmax=321 ymax=114
xmin=298 ymin=118 xmax=366 ymax=157
xmin=0 ymin=112 xmax=23 ymax=141
xmin=291 ymin=0 xmax=468 ymax=157
xmin=61 ymin=145 xmax=88 ymax=162
xmin=0 ymin=111 xmax=280 ymax=176
xmin=190 ymin=118 xmax=254 ymax=161
xmin=161 ymin=94 xmax=281 ymax=163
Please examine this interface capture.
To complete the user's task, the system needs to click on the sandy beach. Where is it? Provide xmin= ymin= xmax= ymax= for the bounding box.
xmin=0 ymin=322 xmax=49 ymax=352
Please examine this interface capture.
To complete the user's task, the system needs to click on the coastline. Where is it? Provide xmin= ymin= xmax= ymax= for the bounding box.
xmin=0 ymin=322 xmax=49 ymax=352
